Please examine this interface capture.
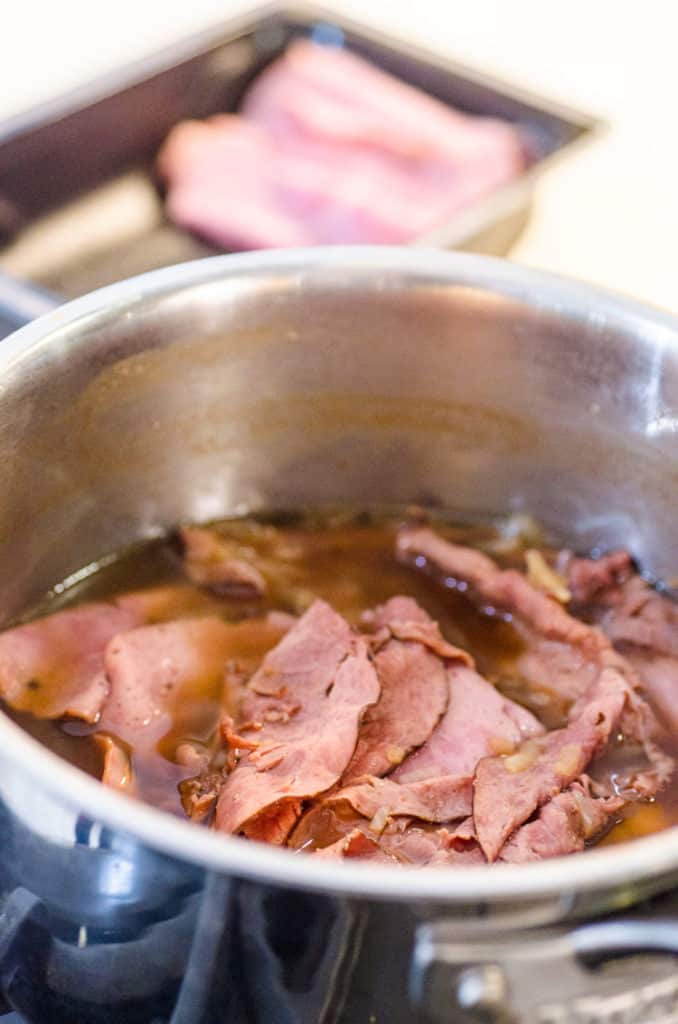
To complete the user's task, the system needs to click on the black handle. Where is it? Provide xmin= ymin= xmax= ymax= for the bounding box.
xmin=0 ymin=270 xmax=61 ymax=337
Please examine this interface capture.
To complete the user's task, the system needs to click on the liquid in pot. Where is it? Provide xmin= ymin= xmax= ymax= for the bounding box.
xmin=2 ymin=510 xmax=676 ymax=863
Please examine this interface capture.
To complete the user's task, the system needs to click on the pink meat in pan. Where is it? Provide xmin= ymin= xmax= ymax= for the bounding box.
xmin=157 ymin=40 xmax=527 ymax=249
xmin=215 ymin=600 xmax=380 ymax=844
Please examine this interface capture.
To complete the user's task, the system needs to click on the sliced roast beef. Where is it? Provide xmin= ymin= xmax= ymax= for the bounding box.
xmin=473 ymin=669 xmax=633 ymax=861
xmin=398 ymin=526 xmax=600 ymax=652
xmin=158 ymin=40 xmax=526 ymax=250
xmin=0 ymin=602 xmax=141 ymax=722
xmin=329 ymin=774 xmax=472 ymax=825
xmin=398 ymin=526 xmax=670 ymax=760
xmin=566 ymin=554 xmax=678 ymax=732
xmin=180 ymin=526 xmax=266 ymax=597
xmin=378 ymin=819 xmax=485 ymax=866
xmin=398 ymin=526 xmax=610 ymax=720
xmin=327 ymin=647 xmax=542 ymax=834
xmin=342 ymin=597 xmax=458 ymax=782
xmin=621 ymin=654 xmax=678 ymax=735
xmin=576 ymin=566 xmax=678 ymax=658
xmin=499 ymin=781 xmax=623 ymax=863
xmin=566 ymin=551 xmax=634 ymax=605
xmin=314 ymin=829 xmax=394 ymax=862
xmin=99 ymin=616 xmax=242 ymax=747
xmin=215 ymin=600 xmax=380 ymax=843
xmin=393 ymin=662 xmax=543 ymax=785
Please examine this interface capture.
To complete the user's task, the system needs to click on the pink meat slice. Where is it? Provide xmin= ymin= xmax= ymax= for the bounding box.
xmin=473 ymin=669 xmax=632 ymax=861
xmin=379 ymin=820 xmax=485 ymax=866
xmin=579 ymin=567 xmax=678 ymax=658
xmin=159 ymin=115 xmax=453 ymax=248
xmin=398 ymin=526 xmax=673 ymax=857
xmin=329 ymin=650 xmax=542 ymax=829
xmin=244 ymin=40 xmax=524 ymax=162
xmin=158 ymin=40 xmax=526 ymax=249
xmin=623 ymin=653 xmax=678 ymax=735
xmin=314 ymin=828 xmax=395 ymax=862
xmin=565 ymin=553 xmax=678 ymax=732
xmin=0 ymin=602 xmax=141 ymax=722
xmin=397 ymin=526 xmax=669 ymax=758
xmin=499 ymin=780 xmax=623 ymax=863
xmin=245 ymin=40 xmax=525 ymax=178
xmin=394 ymin=662 xmax=543 ymax=784
xmin=215 ymin=600 xmax=380 ymax=843
xmin=179 ymin=526 xmax=266 ymax=597
xmin=566 ymin=551 xmax=634 ymax=605
xmin=398 ymin=527 xmax=610 ymax=718
xmin=329 ymin=774 xmax=473 ymax=825
xmin=342 ymin=596 xmax=457 ymax=783
xmin=398 ymin=527 xmax=598 ymax=651
xmin=99 ymin=616 xmax=246 ymax=747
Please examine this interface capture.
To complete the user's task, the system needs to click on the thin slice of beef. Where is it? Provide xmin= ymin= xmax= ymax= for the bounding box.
xmin=565 ymin=553 xmax=678 ymax=733
xmin=622 ymin=653 xmax=678 ymax=736
xmin=180 ymin=526 xmax=266 ymax=597
xmin=314 ymin=829 xmax=394 ymax=862
xmin=499 ymin=780 xmax=623 ymax=863
xmin=313 ymin=814 xmax=484 ymax=865
xmin=398 ymin=526 xmax=599 ymax=652
xmin=342 ymin=597 xmax=457 ymax=783
xmin=327 ymin=649 xmax=542 ymax=834
xmin=566 ymin=551 xmax=634 ymax=605
xmin=398 ymin=527 xmax=609 ymax=722
xmin=379 ymin=819 xmax=485 ymax=866
xmin=473 ymin=668 xmax=633 ymax=860
xmin=215 ymin=600 xmax=380 ymax=844
xmin=398 ymin=527 xmax=670 ymax=767
xmin=104 ymin=613 xmax=289 ymax=758
xmin=574 ymin=563 xmax=678 ymax=658
xmin=398 ymin=526 xmax=673 ymax=858
xmin=329 ymin=774 xmax=472 ymax=825
xmin=159 ymin=41 xmax=525 ymax=250
xmin=394 ymin=662 xmax=543 ymax=784
xmin=100 ymin=616 xmax=268 ymax=748
xmin=0 ymin=602 xmax=141 ymax=722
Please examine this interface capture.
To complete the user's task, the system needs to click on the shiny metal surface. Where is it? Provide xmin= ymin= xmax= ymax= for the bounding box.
xmin=413 ymin=917 xmax=678 ymax=1023
xmin=0 ymin=248 xmax=677 ymax=1021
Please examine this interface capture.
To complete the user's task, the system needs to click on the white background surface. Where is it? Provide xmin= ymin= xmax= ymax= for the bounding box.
xmin=1 ymin=0 xmax=677 ymax=310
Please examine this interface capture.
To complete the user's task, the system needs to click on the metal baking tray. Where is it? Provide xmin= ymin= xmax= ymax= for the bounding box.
xmin=0 ymin=1 xmax=601 ymax=299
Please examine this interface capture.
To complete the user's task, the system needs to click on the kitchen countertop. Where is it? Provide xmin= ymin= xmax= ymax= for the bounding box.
xmin=1 ymin=0 xmax=676 ymax=311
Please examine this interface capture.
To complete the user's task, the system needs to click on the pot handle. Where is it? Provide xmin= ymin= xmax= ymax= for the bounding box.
xmin=410 ymin=914 xmax=678 ymax=1024
xmin=0 ymin=270 xmax=61 ymax=336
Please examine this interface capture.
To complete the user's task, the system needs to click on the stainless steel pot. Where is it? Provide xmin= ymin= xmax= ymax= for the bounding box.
xmin=0 ymin=248 xmax=677 ymax=1024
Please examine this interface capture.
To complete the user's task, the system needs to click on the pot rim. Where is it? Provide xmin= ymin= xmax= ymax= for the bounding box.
xmin=1 ymin=245 xmax=678 ymax=904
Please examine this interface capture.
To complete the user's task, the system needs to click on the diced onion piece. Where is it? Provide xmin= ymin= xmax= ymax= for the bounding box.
xmin=386 ymin=745 xmax=406 ymax=766
xmin=369 ymin=805 xmax=391 ymax=835
xmin=554 ymin=743 xmax=581 ymax=778
xmin=525 ymin=549 xmax=572 ymax=603
xmin=504 ymin=739 xmax=541 ymax=774
xmin=489 ymin=735 xmax=516 ymax=756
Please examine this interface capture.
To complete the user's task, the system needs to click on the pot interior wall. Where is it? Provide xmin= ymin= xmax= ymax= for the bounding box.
xmin=0 ymin=256 xmax=676 ymax=619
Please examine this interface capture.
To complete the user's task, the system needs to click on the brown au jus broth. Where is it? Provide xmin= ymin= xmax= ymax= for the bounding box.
xmin=4 ymin=510 xmax=677 ymax=849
